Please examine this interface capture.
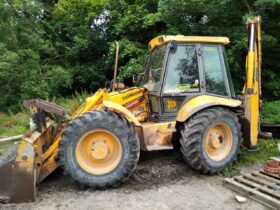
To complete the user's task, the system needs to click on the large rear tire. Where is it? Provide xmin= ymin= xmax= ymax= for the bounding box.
xmin=59 ymin=110 xmax=140 ymax=188
xmin=180 ymin=108 xmax=241 ymax=174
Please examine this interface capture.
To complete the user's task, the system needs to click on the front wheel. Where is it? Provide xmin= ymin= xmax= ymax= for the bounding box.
xmin=180 ymin=108 xmax=241 ymax=174
xmin=59 ymin=110 xmax=140 ymax=188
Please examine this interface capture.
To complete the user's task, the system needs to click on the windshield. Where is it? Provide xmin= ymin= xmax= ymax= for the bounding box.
xmin=141 ymin=45 xmax=166 ymax=91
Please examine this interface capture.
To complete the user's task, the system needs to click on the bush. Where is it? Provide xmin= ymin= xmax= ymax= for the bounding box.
xmin=51 ymin=91 xmax=89 ymax=114
xmin=262 ymin=101 xmax=280 ymax=124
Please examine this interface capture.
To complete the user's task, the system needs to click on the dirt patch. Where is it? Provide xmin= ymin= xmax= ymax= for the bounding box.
xmin=38 ymin=150 xmax=202 ymax=192
xmin=0 ymin=149 xmax=266 ymax=210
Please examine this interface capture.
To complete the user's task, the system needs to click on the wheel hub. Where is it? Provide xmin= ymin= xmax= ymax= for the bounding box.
xmin=75 ymin=129 xmax=122 ymax=175
xmin=210 ymin=134 xmax=223 ymax=149
xmin=205 ymin=124 xmax=233 ymax=161
xmin=91 ymin=141 xmax=109 ymax=160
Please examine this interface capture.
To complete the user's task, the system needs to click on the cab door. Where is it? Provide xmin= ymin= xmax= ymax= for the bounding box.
xmin=142 ymin=44 xmax=167 ymax=118
xmin=159 ymin=44 xmax=202 ymax=120
xmin=200 ymin=45 xmax=232 ymax=98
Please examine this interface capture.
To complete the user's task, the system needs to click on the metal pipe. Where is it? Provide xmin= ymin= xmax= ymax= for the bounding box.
xmin=246 ymin=20 xmax=255 ymax=89
xmin=249 ymin=23 xmax=255 ymax=52
xmin=112 ymin=41 xmax=120 ymax=92
xmin=0 ymin=135 xmax=23 ymax=143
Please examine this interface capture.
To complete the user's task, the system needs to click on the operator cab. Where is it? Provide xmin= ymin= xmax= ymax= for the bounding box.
xmin=142 ymin=35 xmax=235 ymax=122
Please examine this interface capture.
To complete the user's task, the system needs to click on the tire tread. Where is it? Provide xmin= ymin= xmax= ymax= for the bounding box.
xmin=180 ymin=107 xmax=241 ymax=174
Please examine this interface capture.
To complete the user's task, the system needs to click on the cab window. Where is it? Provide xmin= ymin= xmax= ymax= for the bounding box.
xmin=163 ymin=45 xmax=199 ymax=94
xmin=202 ymin=46 xmax=227 ymax=96
xmin=142 ymin=45 xmax=166 ymax=92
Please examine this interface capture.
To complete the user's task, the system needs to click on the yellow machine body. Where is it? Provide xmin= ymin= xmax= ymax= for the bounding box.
xmin=148 ymin=35 xmax=230 ymax=51
xmin=176 ymin=95 xmax=242 ymax=122
xmin=0 ymin=16 xmax=262 ymax=203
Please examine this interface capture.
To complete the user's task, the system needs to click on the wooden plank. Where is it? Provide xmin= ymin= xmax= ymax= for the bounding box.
xmin=260 ymin=169 xmax=280 ymax=179
xmin=242 ymin=174 xmax=280 ymax=190
xmin=252 ymin=172 xmax=280 ymax=185
xmin=224 ymin=178 xmax=280 ymax=209
xmin=234 ymin=176 xmax=280 ymax=199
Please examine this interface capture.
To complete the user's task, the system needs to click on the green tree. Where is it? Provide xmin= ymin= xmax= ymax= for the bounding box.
xmin=0 ymin=0 xmax=71 ymax=111
xmin=1 ymin=0 xmax=280 ymax=112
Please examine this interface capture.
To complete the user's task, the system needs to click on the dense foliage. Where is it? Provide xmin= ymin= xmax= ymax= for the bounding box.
xmin=0 ymin=0 xmax=280 ymax=111
xmin=262 ymin=100 xmax=280 ymax=124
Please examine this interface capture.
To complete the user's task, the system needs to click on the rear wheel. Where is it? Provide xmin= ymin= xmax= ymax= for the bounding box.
xmin=59 ymin=110 xmax=140 ymax=188
xmin=180 ymin=108 xmax=241 ymax=174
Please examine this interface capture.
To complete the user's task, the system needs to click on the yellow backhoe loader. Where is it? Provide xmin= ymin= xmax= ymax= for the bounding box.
xmin=0 ymin=16 xmax=263 ymax=203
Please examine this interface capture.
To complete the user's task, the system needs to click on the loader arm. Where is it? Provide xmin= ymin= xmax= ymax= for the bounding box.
xmin=243 ymin=16 xmax=262 ymax=149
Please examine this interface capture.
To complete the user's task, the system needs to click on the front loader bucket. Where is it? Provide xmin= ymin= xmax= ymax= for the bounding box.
xmin=0 ymin=99 xmax=66 ymax=204
xmin=0 ymin=140 xmax=36 ymax=203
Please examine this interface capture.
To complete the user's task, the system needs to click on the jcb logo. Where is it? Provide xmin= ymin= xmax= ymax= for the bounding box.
xmin=166 ymin=100 xmax=177 ymax=109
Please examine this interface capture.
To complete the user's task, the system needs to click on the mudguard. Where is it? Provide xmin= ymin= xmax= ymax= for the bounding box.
xmin=103 ymin=100 xmax=141 ymax=126
xmin=176 ymin=95 xmax=242 ymax=122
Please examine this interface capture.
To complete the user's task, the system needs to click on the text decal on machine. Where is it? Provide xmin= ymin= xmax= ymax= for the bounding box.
xmin=122 ymin=90 xmax=142 ymax=100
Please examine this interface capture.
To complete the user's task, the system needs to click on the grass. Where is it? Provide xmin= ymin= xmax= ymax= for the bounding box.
xmin=223 ymin=139 xmax=280 ymax=176
xmin=262 ymin=100 xmax=280 ymax=124
xmin=0 ymin=112 xmax=29 ymax=138
xmin=238 ymin=140 xmax=280 ymax=166
xmin=0 ymin=112 xmax=29 ymax=156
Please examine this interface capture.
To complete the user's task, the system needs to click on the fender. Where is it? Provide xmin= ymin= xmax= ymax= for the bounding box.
xmin=103 ymin=100 xmax=141 ymax=126
xmin=176 ymin=95 xmax=242 ymax=122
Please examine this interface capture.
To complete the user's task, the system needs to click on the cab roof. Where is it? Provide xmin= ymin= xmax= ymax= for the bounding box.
xmin=148 ymin=35 xmax=230 ymax=51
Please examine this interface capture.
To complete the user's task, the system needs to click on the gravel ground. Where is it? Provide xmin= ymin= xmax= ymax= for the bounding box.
xmin=0 ymin=150 xmax=269 ymax=210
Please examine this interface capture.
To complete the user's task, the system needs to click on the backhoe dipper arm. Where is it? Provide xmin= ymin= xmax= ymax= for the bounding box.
xmin=243 ymin=16 xmax=262 ymax=149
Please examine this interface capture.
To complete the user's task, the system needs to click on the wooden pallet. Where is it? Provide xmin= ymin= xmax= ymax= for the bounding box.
xmin=224 ymin=170 xmax=280 ymax=209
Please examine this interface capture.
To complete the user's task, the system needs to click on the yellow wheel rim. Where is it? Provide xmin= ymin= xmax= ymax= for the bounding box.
xmin=76 ymin=130 xmax=122 ymax=175
xmin=205 ymin=123 xmax=233 ymax=161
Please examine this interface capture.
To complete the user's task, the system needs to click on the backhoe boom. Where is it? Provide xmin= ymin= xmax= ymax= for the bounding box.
xmin=243 ymin=16 xmax=262 ymax=149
